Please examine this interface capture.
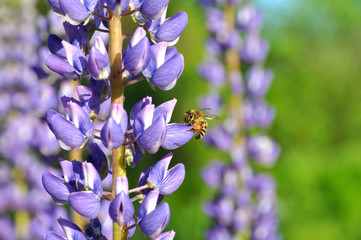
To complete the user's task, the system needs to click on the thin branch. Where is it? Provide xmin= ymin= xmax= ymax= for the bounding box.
xmin=96 ymin=28 xmax=110 ymax=33
xmin=122 ymin=139 xmax=136 ymax=146
xmin=120 ymin=9 xmax=138 ymax=17
xmin=93 ymin=12 xmax=111 ymax=21
xmin=123 ymin=77 xmax=145 ymax=86
xmin=123 ymin=223 xmax=137 ymax=232
xmin=128 ymin=183 xmax=151 ymax=193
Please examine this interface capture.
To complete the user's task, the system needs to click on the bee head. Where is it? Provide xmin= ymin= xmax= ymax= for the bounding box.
xmin=184 ymin=110 xmax=194 ymax=123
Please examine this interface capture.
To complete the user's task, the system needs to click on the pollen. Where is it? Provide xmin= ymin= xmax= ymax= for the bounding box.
xmin=193 ymin=124 xmax=202 ymax=130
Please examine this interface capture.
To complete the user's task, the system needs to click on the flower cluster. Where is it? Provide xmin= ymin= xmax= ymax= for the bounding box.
xmin=0 ymin=2 xmax=71 ymax=239
xmin=42 ymin=0 xmax=190 ymax=239
xmin=197 ymin=1 xmax=281 ymax=239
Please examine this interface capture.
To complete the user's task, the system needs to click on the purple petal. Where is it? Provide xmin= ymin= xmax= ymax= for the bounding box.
xmin=109 ymin=192 xmax=134 ymax=226
xmin=111 ymin=104 xmax=128 ymax=131
xmin=48 ymin=34 xmax=66 ymax=58
xmin=198 ymin=60 xmax=226 ymax=87
xmin=101 ymin=117 xmax=125 ymax=149
xmin=57 ymin=217 xmax=87 ymax=240
xmin=67 ymin=101 xmax=92 ymax=137
xmin=82 ymin=162 xmax=103 ymax=197
xmin=137 ymin=190 xmax=160 ymax=221
xmin=48 ymin=0 xmax=64 ymax=15
xmin=151 ymin=53 xmax=184 ymax=90
xmin=161 ymin=124 xmax=193 ymax=150
xmin=155 ymin=12 xmax=188 ymax=43
xmin=45 ymin=231 xmax=66 ymax=240
xmin=76 ymin=85 xmax=100 ymax=114
xmin=46 ymin=110 xmax=85 ymax=150
xmin=154 ymin=231 xmax=176 ymax=240
xmin=153 ymin=99 xmax=177 ymax=124
xmin=124 ymin=36 xmax=150 ymax=75
xmin=59 ymin=0 xmax=90 ymax=25
xmin=88 ymin=46 xmax=110 ymax=80
xmin=87 ymin=139 xmax=108 ymax=179
xmin=45 ymin=54 xmax=76 ymax=79
xmin=59 ymin=158 xmax=84 ymax=188
xmin=133 ymin=104 xmax=155 ymax=139
xmin=137 ymin=117 xmax=166 ymax=154
xmin=115 ymin=176 xmax=129 ymax=195
xmin=140 ymin=0 xmax=169 ymax=19
xmin=149 ymin=153 xmax=172 ymax=187
xmin=139 ymin=202 xmax=170 ymax=239
xmin=129 ymin=96 xmax=152 ymax=125
xmin=42 ymin=171 xmax=75 ymax=204
xmin=69 ymin=191 xmax=100 ymax=219
xmin=158 ymin=163 xmax=185 ymax=195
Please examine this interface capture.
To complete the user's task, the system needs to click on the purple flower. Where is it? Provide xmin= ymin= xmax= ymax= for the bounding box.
xmin=198 ymin=91 xmax=223 ymax=115
xmin=246 ymin=66 xmax=273 ymax=98
xmin=46 ymin=35 xmax=87 ymax=78
xmin=131 ymin=97 xmax=193 ymax=154
xmin=101 ymin=103 xmax=128 ymax=149
xmin=241 ymin=33 xmax=269 ymax=63
xmin=140 ymin=0 xmax=170 ymax=19
xmin=137 ymin=190 xmax=171 ymax=239
xmin=154 ymin=12 xmax=188 ymax=44
xmin=236 ymin=3 xmax=263 ymax=32
xmin=143 ymin=43 xmax=184 ymax=90
xmin=154 ymin=230 xmax=176 ymax=240
xmin=109 ymin=177 xmax=134 ymax=227
xmin=88 ymin=36 xmax=110 ymax=80
xmin=198 ymin=60 xmax=226 ymax=87
xmin=44 ymin=217 xmax=87 ymax=240
xmin=243 ymin=99 xmax=275 ymax=128
xmin=201 ymin=160 xmax=226 ymax=188
xmin=247 ymin=135 xmax=280 ymax=167
xmin=123 ymin=27 xmax=150 ymax=75
xmin=86 ymin=138 xmax=109 ymax=180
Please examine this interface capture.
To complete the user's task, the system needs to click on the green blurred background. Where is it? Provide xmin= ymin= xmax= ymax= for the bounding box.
xmin=34 ymin=0 xmax=361 ymax=239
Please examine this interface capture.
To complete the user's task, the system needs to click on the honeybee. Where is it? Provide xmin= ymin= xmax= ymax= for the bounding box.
xmin=184 ymin=108 xmax=220 ymax=140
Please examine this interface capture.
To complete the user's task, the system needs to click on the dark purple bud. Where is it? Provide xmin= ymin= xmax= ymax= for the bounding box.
xmin=87 ymin=139 xmax=108 ymax=179
xmin=140 ymin=0 xmax=170 ymax=19
xmin=46 ymin=109 xmax=86 ymax=150
xmin=109 ymin=177 xmax=134 ymax=226
xmin=198 ymin=60 xmax=226 ymax=87
xmin=45 ymin=54 xmax=77 ymax=79
xmin=155 ymin=12 xmax=188 ymax=43
xmin=42 ymin=171 xmax=75 ymax=204
xmin=124 ymin=28 xmax=150 ymax=75
xmin=69 ymin=191 xmax=101 ymax=219
xmin=246 ymin=67 xmax=273 ymax=98
xmin=59 ymin=0 xmax=91 ymax=25
xmin=151 ymin=52 xmax=184 ymax=90
xmin=137 ymin=116 xmax=166 ymax=154
xmin=139 ymin=202 xmax=170 ymax=239
xmin=149 ymin=153 xmax=185 ymax=195
xmin=154 ymin=231 xmax=176 ymax=240
xmin=63 ymin=22 xmax=89 ymax=48
xmin=161 ymin=124 xmax=193 ymax=150
xmin=48 ymin=34 xmax=66 ymax=58
xmin=88 ymin=36 xmax=110 ymax=80
xmin=247 ymin=135 xmax=280 ymax=167
xmin=77 ymin=85 xmax=101 ymax=114
xmin=242 ymin=34 xmax=269 ymax=63
xmin=57 ymin=217 xmax=87 ymax=240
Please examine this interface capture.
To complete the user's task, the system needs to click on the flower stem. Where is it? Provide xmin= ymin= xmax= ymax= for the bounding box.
xmin=128 ymin=183 xmax=152 ymax=193
xmin=109 ymin=11 xmax=127 ymax=240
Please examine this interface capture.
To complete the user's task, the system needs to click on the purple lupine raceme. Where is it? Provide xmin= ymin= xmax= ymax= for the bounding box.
xmin=197 ymin=0 xmax=281 ymax=239
xmin=41 ymin=0 xmax=191 ymax=238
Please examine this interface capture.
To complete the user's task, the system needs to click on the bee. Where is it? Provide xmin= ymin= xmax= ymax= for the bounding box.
xmin=184 ymin=108 xmax=220 ymax=140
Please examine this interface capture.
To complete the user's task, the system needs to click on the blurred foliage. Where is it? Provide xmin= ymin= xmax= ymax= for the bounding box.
xmin=32 ymin=0 xmax=361 ymax=239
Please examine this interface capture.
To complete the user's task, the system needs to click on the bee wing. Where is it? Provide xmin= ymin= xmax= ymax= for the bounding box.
xmin=203 ymin=114 xmax=222 ymax=120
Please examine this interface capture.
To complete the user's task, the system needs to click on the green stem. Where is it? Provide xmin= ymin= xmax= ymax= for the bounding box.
xmin=108 ymin=12 xmax=127 ymax=240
